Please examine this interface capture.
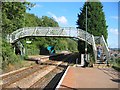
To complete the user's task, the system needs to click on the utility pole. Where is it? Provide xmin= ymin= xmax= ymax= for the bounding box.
xmin=85 ymin=1 xmax=88 ymax=64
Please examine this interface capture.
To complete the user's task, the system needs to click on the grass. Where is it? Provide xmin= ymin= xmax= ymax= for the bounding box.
xmin=3 ymin=59 xmax=36 ymax=73
xmin=110 ymin=58 xmax=120 ymax=72
xmin=112 ymin=61 xmax=120 ymax=71
xmin=112 ymin=65 xmax=120 ymax=72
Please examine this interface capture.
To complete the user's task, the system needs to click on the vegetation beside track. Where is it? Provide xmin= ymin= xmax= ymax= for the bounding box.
xmin=111 ymin=58 xmax=120 ymax=72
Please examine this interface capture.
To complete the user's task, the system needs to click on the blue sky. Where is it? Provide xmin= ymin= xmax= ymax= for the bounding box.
xmin=27 ymin=2 xmax=118 ymax=48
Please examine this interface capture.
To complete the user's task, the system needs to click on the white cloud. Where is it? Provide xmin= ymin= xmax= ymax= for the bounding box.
xmin=33 ymin=4 xmax=43 ymax=8
xmin=110 ymin=16 xmax=118 ymax=20
xmin=47 ymin=12 xmax=68 ymax=25
xmin=109 ymin=28 xmax=119 ymax=35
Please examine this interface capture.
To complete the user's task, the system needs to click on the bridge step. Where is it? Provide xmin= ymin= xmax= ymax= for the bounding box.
xmin=93 ymin=64 xmax=110 ymax=68
xmin=96 ymin=59 xmax=105 ymax=64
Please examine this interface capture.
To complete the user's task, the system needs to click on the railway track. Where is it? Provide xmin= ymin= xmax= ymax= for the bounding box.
xmin=1 ymin=60 xmax=57 ymax=88
xmin=1 ymin=53 xmax=75 ymax=89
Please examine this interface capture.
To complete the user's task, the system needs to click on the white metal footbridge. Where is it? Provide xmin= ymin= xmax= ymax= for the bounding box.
xmin=7 ymin=27 xmax=109 ymax=63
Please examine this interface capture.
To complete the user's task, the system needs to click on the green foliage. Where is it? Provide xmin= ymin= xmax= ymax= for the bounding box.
xmin=114 ymin=58 xmax=120 ymax=67
xmin=41 ymin=16 xmax=59 ymax=27
xmin=2 ymin=2 xmax=23 ymax=36
xmin=67 ymin=39 xmax=78 ymax=52
xmin=25 ymin=37 xmax=78 ymax=55
xmin=2 ymin=2 xmax=33 ymax=70
xmin=2 ymin=39 xmax=20 ymax=69
xmin=111 ymin=58 xmax=120 ymax=71
xmin=24 ymin=14 xmax=59 ymax=27
xmin=26 ymin=42 xmax=39 ymax=55
xmin=25 ymin=13 xmax=42 ymax=27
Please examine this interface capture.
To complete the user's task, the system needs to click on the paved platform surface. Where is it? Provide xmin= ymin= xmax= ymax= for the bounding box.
xmin=57 ymin=66 xmax=119 ymax=89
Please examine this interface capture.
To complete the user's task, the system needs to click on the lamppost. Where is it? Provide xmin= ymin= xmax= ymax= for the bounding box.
xmin=85 ymin=1 xmax=88 ymax=63
xmin=23 ymin=12 xmax=27 ymax=56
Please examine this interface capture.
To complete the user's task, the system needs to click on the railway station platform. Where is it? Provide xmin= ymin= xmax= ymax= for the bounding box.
xmin=56 ymin=66 xmax=119 ymax=89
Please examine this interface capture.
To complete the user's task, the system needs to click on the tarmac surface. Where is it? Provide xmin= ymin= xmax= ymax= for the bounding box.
xmin=57 ymin=66 xmax=119 ymax=89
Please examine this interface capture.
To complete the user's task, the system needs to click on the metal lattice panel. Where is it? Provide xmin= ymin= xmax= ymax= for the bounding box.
xmin=8 ymin=27 xmax=93 ymax=44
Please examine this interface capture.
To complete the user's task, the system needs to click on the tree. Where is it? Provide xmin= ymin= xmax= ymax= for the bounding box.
xmin=2 ymin=2 xmax=34 ymax=37
xmin=41 ymin=16 xmax=59 ymax=27
xmin=77 ymin=1 xmax=108 ymax=40
xmin=25 ymin=13 xmax=42 ymax=27
xmin=76 ymin=1 xmax=108 ymax=54
xmin=1 ymin=2 xmax=34 ymax=70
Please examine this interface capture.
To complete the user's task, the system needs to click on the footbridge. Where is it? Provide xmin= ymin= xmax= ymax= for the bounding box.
xmin=7 ymin=27 xmax=109 ymax=63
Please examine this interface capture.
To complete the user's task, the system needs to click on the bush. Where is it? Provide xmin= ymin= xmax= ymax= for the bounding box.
xmin=110 ymin=58 xmax=120 ymax=71
xmin=115 ymin=58 xmax=120 ymax=66
xmin=2 ymin=39 xmax=20 ymax=70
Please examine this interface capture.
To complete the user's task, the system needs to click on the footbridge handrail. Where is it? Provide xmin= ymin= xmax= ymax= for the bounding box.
xmin=7 ymin=27 xmax=93 ymax=45
xmin=101 ymin=35 xmax=110 ymax=60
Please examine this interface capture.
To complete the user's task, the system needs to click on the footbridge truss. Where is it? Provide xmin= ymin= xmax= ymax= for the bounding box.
xmin=7 ymin=27 xmax=109 ymax=62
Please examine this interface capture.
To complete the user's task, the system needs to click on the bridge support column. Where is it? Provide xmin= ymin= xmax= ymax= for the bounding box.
xmin=14 ymin=41 xmax=25 ymax=59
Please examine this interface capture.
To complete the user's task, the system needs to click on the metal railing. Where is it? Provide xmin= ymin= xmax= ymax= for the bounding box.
xmin=7 ymin=27 xmax=93 ymax=45
xmin=100 ymin=35 xmax=110 ymax=61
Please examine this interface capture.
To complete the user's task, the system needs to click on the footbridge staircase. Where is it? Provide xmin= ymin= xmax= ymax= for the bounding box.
xmin=7 ymin=27 xmax=109 ymax=63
